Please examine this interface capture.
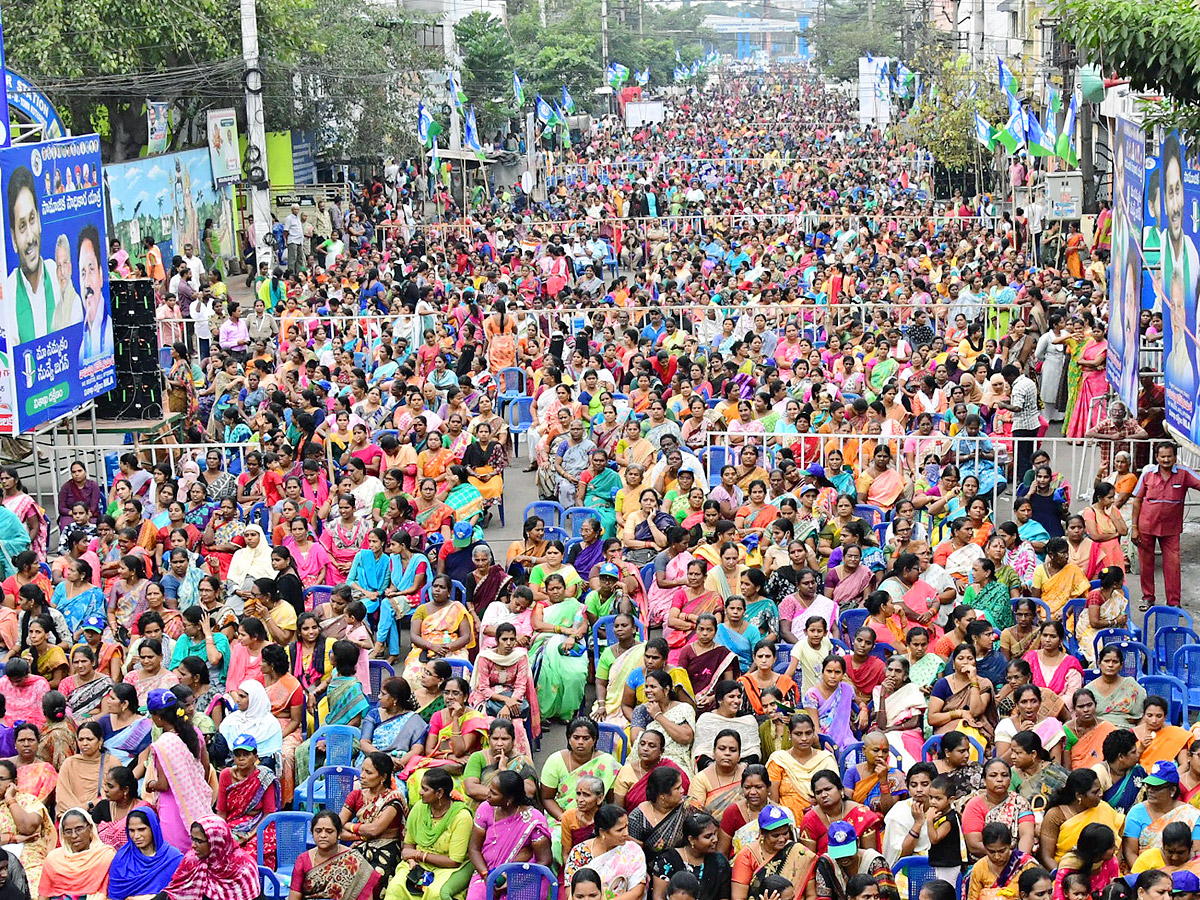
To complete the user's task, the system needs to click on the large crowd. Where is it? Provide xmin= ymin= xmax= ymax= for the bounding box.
xmin=0 ymin=64 xmax=1196 ymax=900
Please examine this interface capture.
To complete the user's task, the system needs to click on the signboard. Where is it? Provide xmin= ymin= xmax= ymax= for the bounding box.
xmin=206 ymin=108 xmax=241 ymax=186
xmin=1046 ymin=171 xmax=1083 ymax=220
xmin=1152 ymin=132 xmax=1200 ymax=444
xmin=624 ymin=100 xmax=665 ymax=129
xmin=0 ymin=135 xmax=115 ymax=433
xmin=147 ymin=101 xmax=169 ymax=155
xmin=4 ymin=69 xmax=65 ymax=140
xmin=1107 ymin=118 xmax=1144 ymax=411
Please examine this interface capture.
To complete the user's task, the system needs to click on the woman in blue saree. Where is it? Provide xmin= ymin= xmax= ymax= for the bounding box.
xmin=577 ymin=450 xmax=621 ymax=539
xmin=53 ymin=558 xmax=106 ymax=635
xmin=378 ymin=533 xmax=430 ymax=660
xmin=1013 ymin=498 xmax=1052 ymax=557
xmin=950 ymin=415 xmax=1007 ymax=495
xmin=106 ymin=808 xmax=184 ymax=900
xmin=348 ymin=528 xmax=393 ymax=615
xmin=716 ymin=595 xmax=762 ymax=672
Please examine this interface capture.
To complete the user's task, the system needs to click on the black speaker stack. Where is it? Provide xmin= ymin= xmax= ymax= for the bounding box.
xmin=95 ymin=279 xmax=164 ymax=420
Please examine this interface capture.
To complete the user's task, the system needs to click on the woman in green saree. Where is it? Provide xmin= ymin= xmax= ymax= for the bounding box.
xmin=441 ymin=466 xmax=484 ymax=525
xmin=577 ymin=449 xmax=621 ymax=540
xmin=386 ymin=768 xmax=475 ymax=900
xmin=539 ymin=717 xmax=620 ymax=863
xmin=595 ymin=613 xmax=646 ymax=727
xmin=866 ymin=351 xmax=898 ymax=402
xmin=529 ymin=573 xmax=589 ymax=721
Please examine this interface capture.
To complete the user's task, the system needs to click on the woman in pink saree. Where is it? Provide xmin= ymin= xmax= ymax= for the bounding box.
xmin=145 ymin=689 xmax=213 ymax=851
xmin=1065 ymin=322 xmax=1109 ymax=438
xmin=465 ymin=771 xmax=553 ymax=900
xmin=283 ymin=518 xmax=340 ymax=589
xmin=1023 ymin=621 xmax=1084 ymax=699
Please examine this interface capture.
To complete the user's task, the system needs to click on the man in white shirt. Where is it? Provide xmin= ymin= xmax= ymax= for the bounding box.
xmin=283 ymin=203 xmax=304 ymax=273
xmin=647 ymin=435 xmax=705 ymax=486
xmin=181 ymin=243 xmax=205 ymax=289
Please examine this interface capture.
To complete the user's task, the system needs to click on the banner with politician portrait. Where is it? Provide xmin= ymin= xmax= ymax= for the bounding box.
xmin=1106 ymin=118 xmax=1144 ymax=412
xmin=0 ymin=135 xmax=115 ymax=433
xmin=1153 ymin=132 xmax=1200 ymax=444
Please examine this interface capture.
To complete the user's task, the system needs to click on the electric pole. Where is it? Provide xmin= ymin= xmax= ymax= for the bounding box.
xmin=240 ymin=0 xmax=273 ymax=273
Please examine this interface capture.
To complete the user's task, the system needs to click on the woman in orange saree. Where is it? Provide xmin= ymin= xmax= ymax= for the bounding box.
xmin=418 ymin=433 xmax=456 ymax=492
xmin=1133 ymin=695 xmax=1193 ymax=768
xmin=484 ymin=303 xmax=517 ymax=375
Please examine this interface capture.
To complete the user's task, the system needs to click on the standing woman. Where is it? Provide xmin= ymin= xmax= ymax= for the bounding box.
xmin=1082 ymin=483 xmax=1128 ymax=572
xmin=1 ymin=468 xmax=46 ymax=559
xmin=144 ymin=689 xmax=212 ymax=852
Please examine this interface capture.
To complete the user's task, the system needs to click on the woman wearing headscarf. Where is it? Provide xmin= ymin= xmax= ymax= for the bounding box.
xmin=107 ymin=808 xmax=184 ymax=900
xmin=225 ymin=525 xmax=274 ymax=599
xmin=218 ymin=679 xmax=284 ymax=761
xmin=37 ymin=807 xmax=115 ymax=900
xmin=160 ymin=816 xmax=260 ymax=900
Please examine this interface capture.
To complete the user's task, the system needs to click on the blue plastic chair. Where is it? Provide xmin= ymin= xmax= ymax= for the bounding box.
xmin=831 ymin=638 xmax=850 ymax=654
xmin=1143 ymin=674 xmax=1190 ymax=725
xmin=523 ymin=501 xmax=564 ymax=527
xmin=602 ymin=241 xmax=619 ymax=277
xmin=855 ymin=504 xmax=885 ymax=526
xmin=922 ymin=733 xmax=985 ymax=763
xmin=773 ymin=642 xmax=793 ymax=675
xmin=497 ymin=368 xmax=528 ymax=409
xmin=1146 ymin=605 xmax=1195 ymax=639
xmin=1062 ymin=596 xmax=1087 ymax=655
xmin=564 ymin=506 xmax=601 ymax=538
xmin=564 ymin=538 xmax=583 ymax=561
xmin=1174 ymin=645 xmax=1200 ymax=713
xmin=1155 ymin=627 xmax=1200 ymax=669
xmin=1092 ymin=629 xmax=1136 ymax=664
xmin=246 ymin=502 xmax=270 ymax=536
xmin=259 ymin=866 xmax=287 ymax=900
xmin=817 ymin=733 xmax=837 ymax=753
xmin=444 ymin=658 xmax=474 ymax=679
xmin=486 ymin=863 xmax=559 ymax=900
xmin=591 ymin=615 xmax=647 ymax=668
xmin=256 ymin=812 xmax=312 ymax=877
xmin=873 ymin=521 xmax=890 ymax=547
xmin=706 ymin=445 xmax=731 ymax=483
xmin=302 ymin=585 xmax=331 ymax=612
xmin=1014 ymin=596 xmax=1053 ymax=624
xmin=841 ymin=608 xmax=869 ymax=638
xmin=506 ymin=397 xmax=535 ymax=457
xmin=892 ymin=856 xmax=938 ymax=900
xmin=299 ymin=765 xmax=359 ymax=812
xmin=1105 ymin=639 xmax=1150 ymax=677
xmin=367 ymin=659 xmax=395 ymax=708
xmin=542 ymin=525 xmax=569 ymax=544
xmin=870 ymin=643 xmax=896 ymax=663
xmin=297 ymin=723 xmax=357 ymax=795
xmin=419 ymin=579 xmax=468 ymax=607
xmin=838 ymin=741 xmax=865 ymax=775
xmin=597 ymin=723 xmax=629 ymax=763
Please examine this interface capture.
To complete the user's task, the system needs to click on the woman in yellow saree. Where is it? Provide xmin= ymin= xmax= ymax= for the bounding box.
xmin=398 ymin=676 xmax=489 ymax=805
xmin=0 ymin=758 xmax=54 ymax=888
xmin=1133 ymin=696 xmax=1193 ymax=769
xmin=594 ymin=616 xmax=645 ymax=727
xmin=1031 ymin=539 xmax=1089 ymax=618
xmin=401 ymin=575 xmax=475 ymax=689
xmin=1037 ymin=767 xmax=1124 ymax=870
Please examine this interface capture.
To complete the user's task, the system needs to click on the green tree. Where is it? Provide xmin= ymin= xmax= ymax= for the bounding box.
xmin=896 ymin=52 xmax=1007 ymax=169
xmin=455 ymin=12 xmax=515 ymax=132
xmin=1056 ymin=0 xmax=1200 ymax=137
xmin=806 ymin=0 xmax=902 ymax=81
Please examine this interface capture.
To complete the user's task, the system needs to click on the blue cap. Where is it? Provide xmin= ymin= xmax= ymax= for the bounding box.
xmin=81 ymin=614 xmax=105 ymax=634
xmin=598 ymin=562 xmax=621 ymax=579
xmin=452 ymin=521 xmax=474 ymax=547
xmin=806 ymin=462 xmax=825 ymax=478
xmin=146 ymin=689 xmax=178 ymax=713
xmin=827 ymin=820 xmax=859 ymax=859
xmin=1173 ymin=873 xmax=1200 ymax=894
xmin=1146 ymin=760 xmax=1180 ymax=786
xmin=231 ymin=734 xmax=259 ymax=752
xmin=757 ymin=804 xmax=793 ymax=831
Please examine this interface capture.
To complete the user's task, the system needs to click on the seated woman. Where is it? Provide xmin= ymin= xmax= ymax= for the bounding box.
xmin=1025 ymin=621 xmax=1084 ymax=704
xmin=596 ymin=613 xmax=645 ymax=727
xmin=666 ymin=561 xmax=723 ymax=665
xmin=996 ymin=685 xmax=1066 ymax=767
xmin=632 ymin=670 xmax=697 ymax=776
xmin=965 ymin=822 xmax=1038 ymax=900
xmin=160 ymin=817 xmax=262 ymax=900
xmin=1083 ymin=645 xmax=1145 ymax=729
xmin=738 ymin=641 xmax=801 ymax=718
xmin=694 ymin=681 xmax=762 ymax=770
xmin=468 ymin=623 xmax=540 ymax=756
xmin=564 ymin=804 xmax=648 ymax=900
xmin=615 ymin=730 xmax=690 ymax=811
xmin=1038 ymin=769 xmax=1124 ymax=871
xmin=37 ymin=690 xmax=78 ymax=768
xmin=650 ymin=812 xmax=731 ymax=900
xmin=716 ymin=596 xmax=762 ymax=675
xmin=930 ymin=730 xmax=985 ymax=803
xmin=961 ymin=758 xmax=1037 ymax=858
xmin=55 ymin=721 xmax=117 ymax=811
xmin=1077 ymin=568 xmax=1130 ymax=667
xmin=218 ymin=678 xmax=283 ymax=770
xmin=0 ymin=758 xmax=53 ymax=887
xmin=688 ymin=729 xmax=745 ymax=822
xmin=732 ymin=804 xmax=819 ymax=900
xmin=400 ymin=574 xmax=474 ymax=689
xmin=799 ymin=769 xmax=882 ymax=854
xmin=288 ymin=811 xmax=380 ymax=900
xmin=216 ymin=733 xmax=280 ymax=857
xmin=478 ymin=584 xmax=534 ymax=653
xmin=37 ymin=807 xmax=116 ymax=900
xmin=803 ymin=656 xmax=855 ymax=751
xmin=842 ymin=730 xmax=907 ymax=816
xmin=863 ymin=590 xmax=908 ymax=651
xmin=540 ymin=716 xmax=621 ymax=856
xmin=622 ymin=639 xmax=695 ymax=725
xmin=927 ymin=642 xmax=996 ymax=750
xmin=1001 ymin=600 xmax=1044 ymax=664
xmin=463 ymin=718 xmax=538 ymax=805
xmin=530 ymin=575 xmax=589 ymax=723
xmin=466 ymin=769 xmax=552 ymax=900
xmin=11 ymin=723 xmax=56 ymax=803
xmin=386 ymin=768 xmax=474 ymax=900
xmin=1051 ymin=822 xmax=1121 ymax=900
xmin=400 ymin=676 xmax=487 ymax=805
xmin=1134 ymin=696 xmax=1193 ymax=770
xmin=628 ymin=765 xmax=690 ymax=869
xmin=767 ymin=714 xmax=837 ymax=824
xmin=341 ymin=751 xmax=406 ymax=895
xmin=361 ymin=677 xmax=428 ymax=769
xmin=107 ymin=808 xmax=184 ymax=900
xmin=1009 ymin=731 xmax=1069 ymax=827
xmin=874 ymin=656 xmax=927 ymax=771
xmin=1120 ymin=759 xmax=1200 ymax=871
xmin=1030 ymin=538 xmax=1089 ymax=619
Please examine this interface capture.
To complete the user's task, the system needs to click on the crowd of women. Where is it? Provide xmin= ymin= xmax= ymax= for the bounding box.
xmin=0 ymin=61 xmax=1186 ymax=900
